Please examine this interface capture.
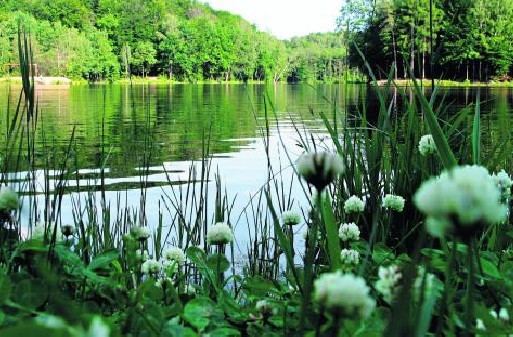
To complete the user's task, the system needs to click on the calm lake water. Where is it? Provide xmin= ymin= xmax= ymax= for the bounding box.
xmin=0 ymin=83 xmax=512 ymax=253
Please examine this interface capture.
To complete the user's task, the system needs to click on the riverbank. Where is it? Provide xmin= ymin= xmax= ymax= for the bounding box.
xmin=375 ymin=78 xmax=513 ymax=87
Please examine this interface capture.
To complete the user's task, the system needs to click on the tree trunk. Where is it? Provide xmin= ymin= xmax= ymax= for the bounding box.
xmin=392 ymin=27 xmax=398 ymax=80
xmin=410 ymin=22 xmax=415 ymax=78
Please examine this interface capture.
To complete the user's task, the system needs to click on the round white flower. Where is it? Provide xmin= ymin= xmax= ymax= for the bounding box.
xmin=418 ymin=134 xmax=436 ymax=156
xmin=492 ymin=169 xmax=513 ymax=198
xmin=344 ymin=195 xmax=365 ymax=213
xmin=136 ymin=249 xmax=149 ymax=262
xmin=156 ymin=277 xmax=173 ymax=288
xmin=206 ymin=222 xmax=234 ymax=245
xmin=382 ymin=194 xmax=406 ymax=212
xmin=338 ymin=222 xmax=360 ymax=242
xmin=499 ymin=307 xmax=510 ymax=321
xmin=141 ymin=259 xmax=160 ymax=274
xmin=340 ymin=249 xmax=359 ymax=265
xmin=313 ymin=272 xmax=375 ymax=318
xmin=375 ymin=265 xmax=402 ymax=303
xmin=162 ymin=259 xmax=179 ymax=276
xmin=475 ymin=318 xmax=486 ymax=331
xmin=0 ymin=185 xmax=19 ymax=212
xmin=131 ymin=226 xmax=151 ymax=241
xmin=255 ymin=300 xmax=273 ymax=315
xmin=414 ymin=165 xmax=508 ymax=237
xmin=282 ymin=210 xmax=302 ymax=226
xmin=163 ymin=246 xmax=186 ymax=265
xmin=296 ymin=152 xmax=344 ymax=191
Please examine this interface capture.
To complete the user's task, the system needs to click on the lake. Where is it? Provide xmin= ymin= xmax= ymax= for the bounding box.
xmin=0 ymin=83 xmax=512 ymax=255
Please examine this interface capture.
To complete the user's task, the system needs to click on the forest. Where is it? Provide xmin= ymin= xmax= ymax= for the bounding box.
xmin=0 ymin=0 xmax=346 ymax=82
xmin=342 ymin=0 xmax=513 ymax=81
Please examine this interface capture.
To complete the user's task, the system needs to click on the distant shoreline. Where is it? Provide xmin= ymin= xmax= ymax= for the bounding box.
xmin=2 ymin=76 xmax=513 ymax=87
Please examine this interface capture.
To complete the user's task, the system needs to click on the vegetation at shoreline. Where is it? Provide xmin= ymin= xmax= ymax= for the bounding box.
xmin=0 ymin=1 xmax=348 ymax=83
xmin=341 ymin=0 xmax=513 ymax=82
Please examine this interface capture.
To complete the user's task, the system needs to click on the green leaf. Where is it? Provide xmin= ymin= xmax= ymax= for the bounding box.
xmin=480 ymin=258 xmax=500 ymax=279
xmin=208 ymin=328 xmax=241 ymax=336
xmin=87 ymin=250 xmax=119 ymax=270
xmin=183 ymin=298 xmax=217 ymax=330
xmin=321 ymin=194 xmax=342 ymax=271
xmin=413 ymin=81 xmax=458 ymax=169
xmin=13 ymin=279 xmax=48 ymax=310
xmin=0 ymin=273 xmax=12 ymax=305
xmin=206 ymin=253 xmax=230 ymax=274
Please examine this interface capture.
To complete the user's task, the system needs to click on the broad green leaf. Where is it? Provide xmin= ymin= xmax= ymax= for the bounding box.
xmin=0 ymin=273 xmax=12 ymax=305
xmin=183 ymin=298 xmax=217 ymax=330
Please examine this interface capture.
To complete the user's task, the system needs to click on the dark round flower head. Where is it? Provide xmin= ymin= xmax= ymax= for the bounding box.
xmin=296 ymin=152 xmax=344 ymax=191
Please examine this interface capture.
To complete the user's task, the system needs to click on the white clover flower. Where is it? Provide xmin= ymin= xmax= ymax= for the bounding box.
xmin=162 ymin=260 xmax=178 ymax=276
xmin=163 ymin=246 xmax=186 ymax=265
xmin=85 ymin=316 xmax=110 ymax=337
xmin=0 ymin=185 xmax=19 ymax=212
xmin=340 ymin=249 xmax=359 ymax=265
xmin=344 ymin=195 xmax=365 ymax=213
xmin=206 ymin=222 xmax=234 ymax=245
xmin=131 ymin=226 xmax=151 ymax=241
xmin=375 ymin=265 xmax=402 ymax=304
xmin=414 ymin=165 xmax=508 ymax=237
xmin=476 ymin=318 xmax=486 ymax=331
xmin=418 ymin=134 xmax=436 ymax=156
xmin=282 ymin=210 xmax=302 ymax=226
xmin=490 ymin=309 xmax=499 ymax=319
xmin=296 ymin=152 xmax=344 ymax=191
xmin=313 ymin=272 xmax=375 ymax=318
xmin=492 ymin=169 xmax=513 ymax=198
xmin=338 ymin=222 xmax=360 ymax=242
xmin=383 ymin=194 xmax=406 ymax=212
xmin=499 ymin=307 xmax=510 ymax=321
xmin=141 ymin=259 xmax=160 ymax=274
xmin=136 ymin=249 xmax=149 ymax=262
xmin=255 ymin=300 xmax=274 ymax=315
xmin=156 ymin=277 xmax=173 ymax=288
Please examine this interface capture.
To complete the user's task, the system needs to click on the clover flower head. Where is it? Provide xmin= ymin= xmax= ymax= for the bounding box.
xmin=163 ymin=246 xmax=186 ymax=265
xmin=414 ymin=165 xmax=508 ymax=238
xmin=296 ymin=152 xmax=344 ymax=191
xmin=136 ymin=249 xmax=149 ymax=262
xmin=338 ymin=222 xmax=360 ymax=242
xmin=313 ymin=272 xmax=375 ymax=318
xmin=206 ymin=222 xmax=234 ymax=245
xmin=418 ymin=134 xmax=436 ymax=156
xmin=492 ymin=169 xmax=513 ymax=198
xmin=499 ymin=307 xmax=510 ymax=321
xmin=340 ymin=248 xmax=359 ymax=265
xmin=383 ymin=194 xmax=406 ymax=212
xmin=255 ymin=300 xmax=274 ymax=315
xmin=0 ymin=185 xmax=19 ymax=212
xmin=162 ymin=259 xmax=179 ymax=276
xmin=375 ymin=265 xmax=402 ymax=303
xmin=131 ymin=226 xmax=151 ymax=241
xmin=344 ymin=195 xmax=365 ymax=213
xmin=156 ymin=277 xmax=173 ymax=288
xmin=141 ymin=259 xmax=160 ymax=274
xmin=282 ymin=210 xmax=302 ymax=226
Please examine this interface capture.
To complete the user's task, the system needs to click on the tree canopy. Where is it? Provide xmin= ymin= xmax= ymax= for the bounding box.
xmin=0 ymin=0 xmax=348 ymax=82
